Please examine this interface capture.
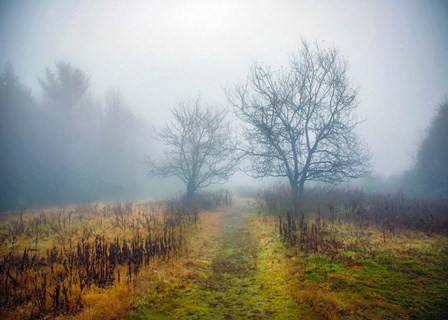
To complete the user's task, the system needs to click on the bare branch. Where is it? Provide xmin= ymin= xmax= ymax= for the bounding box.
xmin=227 ymin=39 xmax=370 ymax=195
xmin=146 ymin=98 xmax=239 ymax=202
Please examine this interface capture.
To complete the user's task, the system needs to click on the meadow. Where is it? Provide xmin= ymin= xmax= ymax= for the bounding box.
xmin=255 ymin=187 xmax=448 ymax=319
xmin=0 ymin=197 xmax=203 ymax=319
xmin=0 ymin=189 xmax=447 ymax=319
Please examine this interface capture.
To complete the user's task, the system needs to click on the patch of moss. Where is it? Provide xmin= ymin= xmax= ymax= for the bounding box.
xmin=304 ymin=257 xmax=347 ymax=282
xmin=294 ymin=242 xmax=448 ymax=319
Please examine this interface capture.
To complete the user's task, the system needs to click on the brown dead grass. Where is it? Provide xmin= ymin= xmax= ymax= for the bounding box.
xmin=65 ymin=209 xmax=224 ymax=320
xmin=0 ymin=201 xmax=199 ymax=320
xmin=61 ymin=282 xmax=130 ymax=320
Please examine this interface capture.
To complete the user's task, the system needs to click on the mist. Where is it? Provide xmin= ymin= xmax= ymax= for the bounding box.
xmin=1 ymin=0 xmax=447 ymax=208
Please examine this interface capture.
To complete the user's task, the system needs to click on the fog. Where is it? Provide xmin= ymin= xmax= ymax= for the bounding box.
xmin=1 ymin=0 xmax=447 ymax=207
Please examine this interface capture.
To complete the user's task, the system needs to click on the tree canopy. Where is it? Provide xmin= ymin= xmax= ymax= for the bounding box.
xmin=227 ymin=40 xmax=369 ymax=195
xmin=39 ymin=61 xmax=90 ymax=107
xmin=146 ymin=99 xmax=238 ymax=202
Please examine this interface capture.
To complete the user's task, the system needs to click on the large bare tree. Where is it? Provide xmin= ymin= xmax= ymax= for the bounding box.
xmin=146 ymin=99 xmax=238 ymax=202
xmin=227 ymin=40 xmax=369 ymax=196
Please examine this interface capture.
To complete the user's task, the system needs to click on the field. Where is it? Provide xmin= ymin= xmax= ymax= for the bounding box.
xmin=1 ymin=190 xmax=447 ymax=319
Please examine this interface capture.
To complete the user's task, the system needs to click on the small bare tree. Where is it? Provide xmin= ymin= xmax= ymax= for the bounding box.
xmin=146 ymin=99 xmax=238 ymax=202
xmin=227 ymin=40 xmax=370 ymax=196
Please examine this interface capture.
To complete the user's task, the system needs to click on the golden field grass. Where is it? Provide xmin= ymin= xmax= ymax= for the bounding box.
xmin=1 ymin=196 xmax=447 ymax=319
xmin=0 ymin=200 xmax=197 ymax=319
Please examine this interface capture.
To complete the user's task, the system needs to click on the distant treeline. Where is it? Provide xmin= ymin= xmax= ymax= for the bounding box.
xmin=0 ymin=62 xmax=152 ymax=210
xmin=1 ymin=60 xmax=446 ymax=209
xmin=364 ymin=99 xmax=448 ymax=199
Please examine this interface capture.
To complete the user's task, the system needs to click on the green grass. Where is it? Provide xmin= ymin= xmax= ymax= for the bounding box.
xmin=128 ymin=207 xmax=316 ymax=319
xmin=127 ymin=206 xmax=448 ymax=319
xmin=286 ymin=232 xmax=448 ymax=319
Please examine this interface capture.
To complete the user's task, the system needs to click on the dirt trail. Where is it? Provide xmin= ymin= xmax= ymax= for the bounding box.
xmin=130 ymin=203 xmax=311 ymax=319
xmin=199 ymin=206 xmax=261 ymax=318
xmin=178 ymin=203 xmax=308 ymax=319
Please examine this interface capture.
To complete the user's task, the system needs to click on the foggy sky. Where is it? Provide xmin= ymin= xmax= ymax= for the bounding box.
xmin=1 ymin=0 xmax=447 ymax=177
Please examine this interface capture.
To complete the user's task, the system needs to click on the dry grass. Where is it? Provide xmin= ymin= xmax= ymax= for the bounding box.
xmin=127 ymin=207 xmax=225 ymax=318
xmin=0 ymin=200 xmax=198 ymax=319
xmin=2 ymin=194 xmax=446 ymax=319
xmin=61 ymin=282 xmax=131 ymax=320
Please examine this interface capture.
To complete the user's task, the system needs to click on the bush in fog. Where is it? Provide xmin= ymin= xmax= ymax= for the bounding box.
xmin=257 ymin=186 xmax=448 ymax=236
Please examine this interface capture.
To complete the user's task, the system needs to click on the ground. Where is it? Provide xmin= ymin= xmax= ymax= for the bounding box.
xmin=1 ymin=198 xmax=446 ymax=319
xmin=128 ymin=199 xmax=448 ymax=320
xmin=128 ymin=201 xmax=317 ymax=319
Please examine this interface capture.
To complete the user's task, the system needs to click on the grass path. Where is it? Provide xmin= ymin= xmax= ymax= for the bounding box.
xmin=129 ymin=202 xmax=314 ymax=319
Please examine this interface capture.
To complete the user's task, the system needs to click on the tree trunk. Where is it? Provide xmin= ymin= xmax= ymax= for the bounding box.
xmin=185 ymin=184 xmax=195 ymax=204
xmin=298 ymin=180 xmax=305 ymax=197
xmin=291 ymin=182 xmax=299 ymax=195
xmin=290 ymin=180 xmax=300 ymax=210
xmin=290 ymin=179 xmax=305 ymax=210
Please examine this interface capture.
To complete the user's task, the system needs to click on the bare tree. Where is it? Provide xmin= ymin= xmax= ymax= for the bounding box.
xmin=227 ymin=40 xmax=370 ymax=196
xmin=146 ymin=99 xmax=238 ymax=202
